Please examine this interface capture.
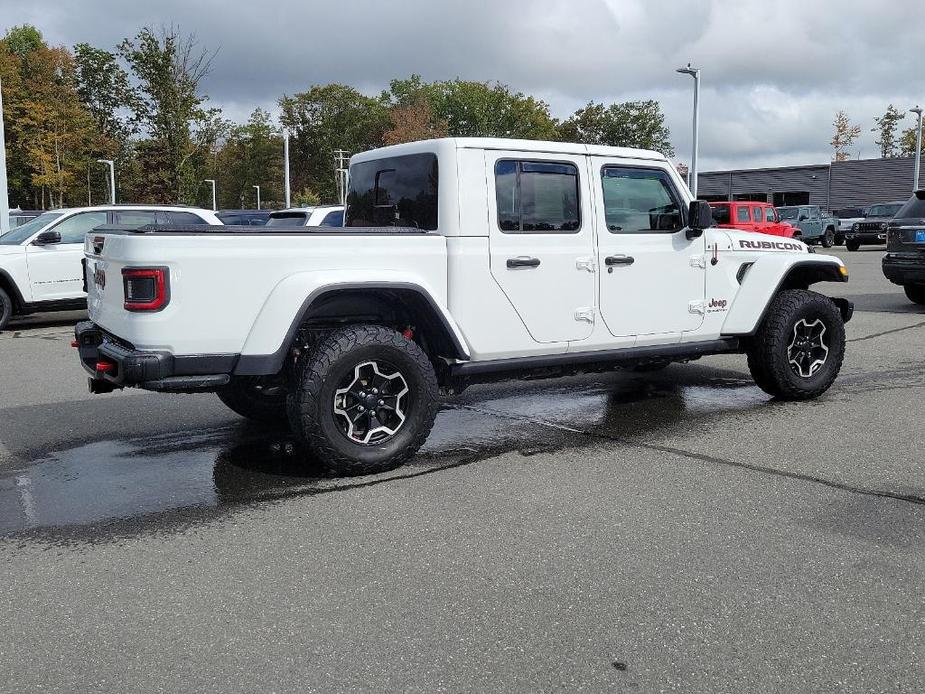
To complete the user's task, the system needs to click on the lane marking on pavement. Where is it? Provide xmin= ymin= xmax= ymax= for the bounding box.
xmin=454 ymin=404 xmax=925 ymax=507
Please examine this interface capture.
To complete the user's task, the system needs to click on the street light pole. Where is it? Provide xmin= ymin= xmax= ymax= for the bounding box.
xmin=0 ymin=78 xmax=9 ymax=235
xmin=203 ymin=179 xmax=216 ymax=211
xmin=96 ymin=159 xmax=116 ymax=205
xmin=253 ymin=185 xmax=261 ymax=210
xmin=283 ymin=131 xmax=291 ymax=208
xmin=911 ymin=106 xmax=923 ymax=192
xmin=676 ymin=64 xmax=701 ymax=198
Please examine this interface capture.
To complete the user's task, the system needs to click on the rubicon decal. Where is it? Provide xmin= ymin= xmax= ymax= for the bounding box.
xmin=738 ymin=239 xmax=804 ymax=251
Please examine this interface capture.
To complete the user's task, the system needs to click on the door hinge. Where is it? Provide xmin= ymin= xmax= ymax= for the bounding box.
xmin=575 ymin=307 xmax=595 ymax=324
xmin=576 ymin=257 xmax=596 ymax=273
xmin=690 ymin=254 xmax=707 ymax=269
xmin=688 ymin=300 xmax=706 ymax=315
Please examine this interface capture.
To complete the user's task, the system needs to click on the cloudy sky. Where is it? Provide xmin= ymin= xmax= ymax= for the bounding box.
xmin=3 ymin=0 xmax=923 ymax=171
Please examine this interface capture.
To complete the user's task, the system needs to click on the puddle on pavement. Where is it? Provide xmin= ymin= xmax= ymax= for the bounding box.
xmin=0 ymin=368 xmax=768 ymax=539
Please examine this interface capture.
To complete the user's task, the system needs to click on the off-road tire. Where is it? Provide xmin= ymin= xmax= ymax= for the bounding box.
xmin=746 ymin=289 xmax=845 ymax=400
xmin=904 ymin=284 xmax=925 ymax=305
xmin=287 ymin=324 xmax=439 ymax=476
xmin=821 ymin=228 xmax=835 ymax=248
xmin=217 ymin=377 xmax=288 ymax=423
xmin=834 ymin=233 xmax=845 ymax=246
xmin=0 ymin=288 xmax=12 ymax=331
xmin=846 ymin=241 xmax=860 ymax=251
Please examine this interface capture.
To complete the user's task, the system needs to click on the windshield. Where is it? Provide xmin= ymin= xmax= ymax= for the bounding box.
xmin=266 ymin=212 xmax=308 ymax=227
xmin=0 ymin=212 xmax=64 ymax=245
xmin=710 ymin=206 xmax=730 ymax=225
xmin=836 ymin=207 xmax=866 ymax=219
xmin=777 ymin=207 xmax=799 ymax=220
xmin=867 ymin=204 xmax=902 ymax=218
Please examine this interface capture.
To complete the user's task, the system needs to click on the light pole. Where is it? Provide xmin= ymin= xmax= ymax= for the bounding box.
xmin=283 ymin=131 xmax=291 ymax=208
xmin=203 ymin=179 xmax=216 ymax=211
xmin=676 ymin=64 xmax=701 ymax=197
xmin=96 ymin=159 xmax=116 ymax=205
xmin=0 ymin=78 xmax=9 ymax=235
xmin=253 ymin=185 xmax=261 ymax=210
xmin=911 ymin=106 xmax=923 ymax=192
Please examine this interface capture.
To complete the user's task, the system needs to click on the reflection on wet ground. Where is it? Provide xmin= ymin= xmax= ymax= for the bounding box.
xmin=0 ymin=367 xmax=769 ymax=540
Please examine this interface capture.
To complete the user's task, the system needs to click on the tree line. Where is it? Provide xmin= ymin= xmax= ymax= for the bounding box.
xmin=831 ymin=105 xmax=923 ymax=162
xmin=0 ymin=24 xmax=675 ymax=211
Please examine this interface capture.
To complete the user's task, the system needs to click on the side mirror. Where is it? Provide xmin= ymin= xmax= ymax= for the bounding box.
xmin=32 ymin=230 xmax=61 ymax=246
xmin=686 ymin=200 xmax=712 ymax=239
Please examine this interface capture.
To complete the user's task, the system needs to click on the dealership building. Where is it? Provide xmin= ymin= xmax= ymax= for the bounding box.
xmin=697 ymin=155 xmax=924 ymax=210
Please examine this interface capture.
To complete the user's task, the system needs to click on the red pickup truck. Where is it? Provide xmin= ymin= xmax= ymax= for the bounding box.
xmin=709 ymin=201 xmax=795 ymax=238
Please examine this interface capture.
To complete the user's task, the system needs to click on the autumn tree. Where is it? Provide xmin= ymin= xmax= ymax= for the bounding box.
xmin=899 ymin=121 xmax=924 ymax=158
xmin=831 ymin=111 xmax=861 ymax=161
xmin=383 ymin=99 xmax=448 ymax=146
xmin=559 ymin=100 xmax=674 ymax=156
xmin=872 ymin=104 xmax=905 ymax=158
xmin=279 ymin=84 xmax=390 ymax=203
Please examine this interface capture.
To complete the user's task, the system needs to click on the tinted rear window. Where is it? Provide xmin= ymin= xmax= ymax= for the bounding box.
xmin=836 ymin=208 xmax=865 ymax=219
xmin=346 ymin=153 xmax=438 ymax=230
xmin=266 ymin=212 xmax=308 ymax=227
xmin=895 ymin=195 xmax=925 ymax=219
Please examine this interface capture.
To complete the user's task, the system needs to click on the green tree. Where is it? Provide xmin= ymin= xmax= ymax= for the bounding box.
xmin=3 ymin=25 xmax=43 ymax=59
xmin=209 ymin=108 xmax=284 ymax=209
xmin=559 ymin=100 xmax=674 ymax=156
xmin=899 ymin=122 xmax=924 ymax=158
xmin=279 ymin=84 xmax=390 ymax=203
xmin=386 ymin=75 xmax=559 ymax=140
xmin=118 ymin=26 xmax=224 ymax=203
xmin=831 ymin=111 xmax=861 ymax=161
xmin=73 ymin=43 xmax=136 ymax=145
xmin=872 ymin=104 xmax=905 ymax=158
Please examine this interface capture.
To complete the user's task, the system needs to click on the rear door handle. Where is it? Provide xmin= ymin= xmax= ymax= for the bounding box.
xmin=507 ymin=256 xmax=541 ymax=268
xmin=605 ymin=255 xmax=635 ymax=266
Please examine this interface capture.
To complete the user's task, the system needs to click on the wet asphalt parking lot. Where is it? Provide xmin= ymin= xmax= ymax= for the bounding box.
xmin=1 ymin=246 xmax=923 ymax=693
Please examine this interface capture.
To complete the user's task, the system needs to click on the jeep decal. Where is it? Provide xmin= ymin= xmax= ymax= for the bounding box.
xmin=738 ymin=239 xmax=804 ymax=251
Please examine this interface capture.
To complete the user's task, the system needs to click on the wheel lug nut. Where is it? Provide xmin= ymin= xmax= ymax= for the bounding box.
xmin=358 ymin=405 xmax=365 ymax=412
xmin=358 ymin=391 xmax=366 ymax=398
xmin=378 ymin=399 xmax=384 ymax=405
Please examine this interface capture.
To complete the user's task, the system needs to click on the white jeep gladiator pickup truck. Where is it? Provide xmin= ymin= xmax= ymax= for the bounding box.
xmin=75 ymin=138 xmax=853 ymax=475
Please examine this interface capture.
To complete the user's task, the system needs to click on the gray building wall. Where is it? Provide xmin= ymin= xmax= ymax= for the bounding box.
xmin=698 ymin=156 xmax=924 ymax=210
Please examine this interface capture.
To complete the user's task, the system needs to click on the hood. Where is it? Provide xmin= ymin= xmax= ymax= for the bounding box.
xmin=707 ymin=228 xmax=810 ymax=254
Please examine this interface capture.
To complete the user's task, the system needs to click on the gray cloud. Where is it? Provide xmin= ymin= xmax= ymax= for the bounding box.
xmin=3 ymin=0 xmax=923 ymax=170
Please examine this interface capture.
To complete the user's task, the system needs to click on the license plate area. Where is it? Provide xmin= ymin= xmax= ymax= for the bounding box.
xmin=915 ymin=230 xmax=925 ymax=243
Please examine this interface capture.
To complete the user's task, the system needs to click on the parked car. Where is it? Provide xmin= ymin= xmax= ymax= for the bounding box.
xmin=216 ymin=209 xmax=271 ymax=226
xmin=776 ymin=205 xmax=839 ymax=247
xmin=845 ymin=201 xmax=904 ymax=251
xmin=709 ymin=201 xmax=794 ymax=238
xmin=76 ymin=137 xmax=851 ymax=475
xmin=266 ymin=206 xmax=345 ymax=227
xmin=881 ymin=190 xmax=925 ymax=304
xmin=0 ymin=205 xmax=222 ymax=330
xmin=4 ymin=208 xmax=42 ymax=232
xmin=833 ymin=206 xmax=867 ymax=246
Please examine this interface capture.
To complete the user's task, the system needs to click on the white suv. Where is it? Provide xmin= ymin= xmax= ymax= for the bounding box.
xmin=0 ymin=205 xmax=221 ymax=329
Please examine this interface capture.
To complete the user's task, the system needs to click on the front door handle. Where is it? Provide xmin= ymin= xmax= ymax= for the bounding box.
xmin=507 ymin=256 xmax=541 ymax=269
xmin=605 ymin=255 xmax=635 ymax=266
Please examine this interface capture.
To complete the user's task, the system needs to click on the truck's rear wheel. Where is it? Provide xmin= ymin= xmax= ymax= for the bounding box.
xmin=287 ymin=324 xmax=439 ymax=476
xmin=0 ymin=288 xmax=12 ymax=331
xmin=217 ymin=377 xmax=288 ymax=423
xmin=904 ymin=284 xmax=925 ymax=305
xmin=746 ymin=289 xmax=845 ymax=400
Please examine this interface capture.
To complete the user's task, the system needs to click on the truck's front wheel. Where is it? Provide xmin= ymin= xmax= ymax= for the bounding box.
xmin=746 ymin=289 xmax=845 ymax=400
xmin=0 ymin=288 xmax=12 ymax=331
xmin=288 ymin=324 xmax=439 ymax=476
xmin=217 ymin=377 xmax=288 ymax=423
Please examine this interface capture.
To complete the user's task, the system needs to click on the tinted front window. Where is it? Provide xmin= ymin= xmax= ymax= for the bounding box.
xmin=711 ymin=206 xmax=730 ymax=225
xmin=895 ymin=195 xmax=925 ymax=219
xmin=266 ymin=212 xmax=308 ymax=227
xmin=600 ymin=166 xmax=681 ymax=233
xmin=497 ymin=160 xmax=580 ymax=233
xmin=0 ymin=212 xmax=63 ymax=245
xmin=319 ymin=210 xmax=344 ymax=227
xmin=346 ymin=153 xmax=438 ymax=230
xmin=867 ymin=204 xmax=902 ymax=218
xmin=167 ymin=211 xmax=209 ymax=225
xmin=736 ymin=206 xmax=750 ymax=223
xmin=765 ymin=207 xmax=776 ymax=222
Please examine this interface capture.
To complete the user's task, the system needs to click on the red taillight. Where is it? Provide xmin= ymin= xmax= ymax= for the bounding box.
xmin=122 ymin=267 xmax=170 ymax=312
xmin=95 ymin=360 xmax=115 ymax=373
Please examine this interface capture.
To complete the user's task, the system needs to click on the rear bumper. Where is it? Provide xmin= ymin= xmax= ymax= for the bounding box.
xmin=882 ymin=255 xmax=925 ymax=286
xmin=75 ymin=321 xmax=233 ymax=392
